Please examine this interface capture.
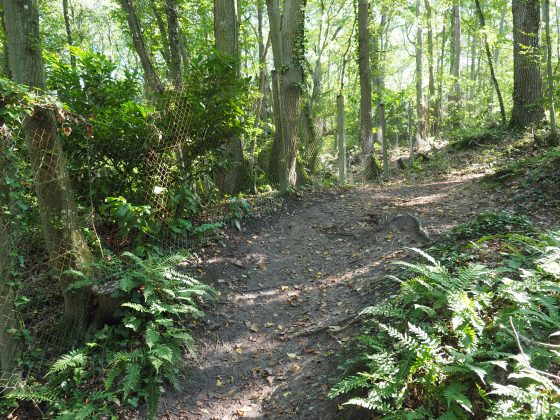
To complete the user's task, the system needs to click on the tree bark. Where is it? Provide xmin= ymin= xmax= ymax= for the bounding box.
xmin=510 ymin=0 xmax=544 ymax=128
xmin=0 ymin=179 xmax=20 ymax=389
xmin=62 ymin=0 xmax=75 ymax=69
xmin=358 ymin=0 xmax=378 ymax=179
xmin=3 ymin=0 xmax=94 ymax=327
xmin=118 ymin=0 xmax=163 ymax=93
xmin=165 ymin=0 xmax=182 ymax=88
xmin=337 ymin=94 xmax=346 ymax=183
xmin=544 ymin=0 xmax=557 ymax=136
xmin=148 ymin=0 xmax=172 ymax=72
xmin=374 ymin=11 xmax=388 ymax=179
xmin=474 ymin=0 xmax=507 ymax=126
xmin=214 ymin=0 xmax=244 ymax=194
xmin=449 ymin=0 xmax=462 ymax=127
xmin=424 ymin=0 xmax=435 ymax=136
xmin=415 ymin=0 xmax=425 ymax=150
xmin=266 ymin=0 xmax=306 ymax=191
xmin=0 ymin=8 xmax=10 ymax=79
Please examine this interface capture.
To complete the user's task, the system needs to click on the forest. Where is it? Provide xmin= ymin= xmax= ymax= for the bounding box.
xmin=1 ymin=0 xmax=560 ymax=418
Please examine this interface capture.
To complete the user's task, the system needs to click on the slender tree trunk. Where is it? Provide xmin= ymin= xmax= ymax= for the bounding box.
xmin=449 ymin=0 xmax=462 ymax=127
xmin=469 ymin=32 xmax=477 ymax=101
xmin=165 ymin=0 xmax=182 ymax=88
xmin=408 ymin=101 xmax=414 ymax=164
xmin=544 ymin=0 xmax=557 ymax=136
xmin=3 ymin=0 xmax=94 ymax=327
xmin=358 ymin=0 xmax=378 ymax=179
xmin=494 ymin=3 xmax=507 ymax=66
xmin=214 ymin=0 xmax=244 ymax=194
xmin=415 ymin=0 xmax=425 ymax=149
xmin=510 ymin=0 xmax=545 ymax=128
xmin=118 ymin=0 xmax=163 ymax=93
xmin=424 ymin=0 xmax=435 ymax=135
xmin=336 ymin=13 xmax=355 ymax=184
xmin=337 ymin=94 xmax=346 ymax=183
xmin=62 ymin=0 xmax=75 ymax=69
xmin=434 ymin=23 xmax=447 ymax=134
xmin=148 ymin=0 xmax=171 ymax=70
xmin=475 ymin=0 xmax=507 ymax=126
xmin=374 ymin=11 xmax=388 ymax=178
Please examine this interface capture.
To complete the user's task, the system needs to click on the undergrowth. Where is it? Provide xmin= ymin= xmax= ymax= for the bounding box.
xmin=486 ymin=146 xmax=560 ymax=211
xmin=2 ymin=252 xmax=215 ymax=419
xmin=330 ymin=213 xmax=560 ymax=419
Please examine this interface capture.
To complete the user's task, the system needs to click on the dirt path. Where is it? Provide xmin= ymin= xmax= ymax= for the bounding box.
xmin=160 ymin=174 xmax=504 ymax=419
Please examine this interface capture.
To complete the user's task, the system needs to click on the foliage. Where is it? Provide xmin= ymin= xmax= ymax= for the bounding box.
xmin=6 ymin=252 xmax=216 ymax=419
xmin=330 ymin=215 xmax=560 ymax=418
xmin=224 ymin=197 xmax=251 ymax=231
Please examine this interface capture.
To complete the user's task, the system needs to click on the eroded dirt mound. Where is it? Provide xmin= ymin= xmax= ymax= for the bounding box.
xmin=160 ymin=176 xmax=502 ymax=419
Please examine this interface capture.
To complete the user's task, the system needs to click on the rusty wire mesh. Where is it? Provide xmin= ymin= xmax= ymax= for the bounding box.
xmin=0 ymin=83 xmax=369 ymax=392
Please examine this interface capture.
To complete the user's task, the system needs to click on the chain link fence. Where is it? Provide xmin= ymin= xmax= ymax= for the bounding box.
xmin=0 ymin=83 xmax=371 ymax=394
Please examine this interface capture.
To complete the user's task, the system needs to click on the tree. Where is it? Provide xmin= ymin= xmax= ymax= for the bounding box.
xmin=474 ymin=0 xmax=506 ymax=126
xmin=62 ymin=0 xmax=75 ymax=69
xmin=544 ymin=0 xmax=557 ymax=137
xmin=166 ymin=0 xmax=183 ymax=88
xmin=214 ymin=0 xmax=244 ymax=194
xmin=3 ymin=0 xmax=94 ymax=327
xmin=0 ymin=205 xmax=20 ymax=389
xmin=415 ymin=0 xmax=425 ymax=150
xmin=449 ymin=0 xmax=462 ymax=127
xmin=510 ymin=0 xmax=544 ymax=128
xmin=424 ymin=0 xmax=435 ymax=135
xmin=266 ymin=0 xmax=307 ymax=191
xmin=358 ymin=0 xmax=379 ymax=179
xmin=118 ymin=0 xmax=164 ymax=93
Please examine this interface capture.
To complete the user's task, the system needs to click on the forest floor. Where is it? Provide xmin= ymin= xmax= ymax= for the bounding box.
xmin=159 ymin=138 xmax=555 ymax=419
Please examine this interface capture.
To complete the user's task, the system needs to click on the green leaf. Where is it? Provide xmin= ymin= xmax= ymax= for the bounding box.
xmin=443 ymin=383 xmax=472 ymax=414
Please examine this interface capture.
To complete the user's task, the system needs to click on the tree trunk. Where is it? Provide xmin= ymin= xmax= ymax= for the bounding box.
xmin=434 ymin=23 xmax=447 ymax=134
xmin=407 ymin=101 xmax=414 ymax=164
xmin=62 ymin=0 xmax=75 ymax=69
xmin=337 ymin=94 xmax=346 ymax=183
xmin=358 ymin=0 xmax=378 ymax=179
xmin=214 ymin=0 xmax=244 ymax=194
xmin=0 ymin=8 xmax=10 ymax=79
xmin=165 ymin=0 xmax=182 ymax=88
xmin=475 ymin=0 xmax=507 ymax=126
xmin=266 ymin=0 xmax=306 ymax=191
xmin=510 ymin=0 xmax=544 ymax=128
xmin=148 ymin=0 xmax=172 ymax=71
xmin=449 ymin=0 xmax=462 ymax=127
xmin=544 ymin=0 xmax=557 ymax=136
xmin=118 ymin=0 xmax=163 ymax=93
xmin=0 ymin=184 xmax=20 ymax=389
xmin=424 ymin=0 xmax=435 ymax=136
xmin=415 ymin=0 xmax=425 ymax=149
xmin=374 ymin=11 xmax=388 ymax=179
xmin=3 ymin=0 xmax=94 ymax=327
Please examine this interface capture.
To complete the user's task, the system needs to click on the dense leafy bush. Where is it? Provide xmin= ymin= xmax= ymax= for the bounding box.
xmin=6 ymin=253 xmax=215 ymax=419
xmin=331 ymin=215 xmax=560 ymax=418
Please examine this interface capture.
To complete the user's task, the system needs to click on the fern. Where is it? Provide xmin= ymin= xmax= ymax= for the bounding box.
xmin=331 ymin=224 xmax=560 ymax=419
xmin=48 ymin=350 xmax=88 ymax=375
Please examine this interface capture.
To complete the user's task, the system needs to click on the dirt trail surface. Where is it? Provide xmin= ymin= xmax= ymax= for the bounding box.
xmin=160 ymin=174 xmax=505 ymax=419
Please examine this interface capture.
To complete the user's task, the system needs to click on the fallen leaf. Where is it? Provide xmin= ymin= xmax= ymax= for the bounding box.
xmin=266 ymin=376 xmax=275 ymax=386
xmin=286 ymin=353 xmax=298 ymax=359
xmin=289 ymin=364 xmax=301 ymax=373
